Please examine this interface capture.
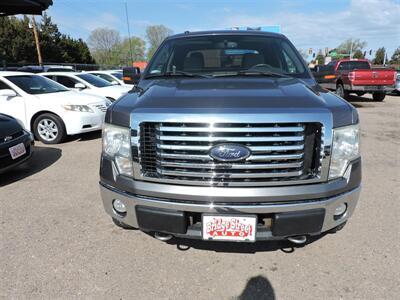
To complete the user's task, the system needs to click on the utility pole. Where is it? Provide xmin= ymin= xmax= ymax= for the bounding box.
xmin=124 ymin=1 xmax=134 ymax=65
xmin=31 ymin=16 xmax=43 ymax=66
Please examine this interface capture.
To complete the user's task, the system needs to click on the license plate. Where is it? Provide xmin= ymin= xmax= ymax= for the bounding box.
xmin=9 ymin=143 xmax=26 ymax=160
xmin=202 ymin=215 xmax=257 ymax=242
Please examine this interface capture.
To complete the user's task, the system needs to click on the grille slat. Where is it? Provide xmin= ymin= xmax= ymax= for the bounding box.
xmin=139 ymin=122 xmax=322 ymax=187
xmin=158 ymin=161 xmax=303 ymax=170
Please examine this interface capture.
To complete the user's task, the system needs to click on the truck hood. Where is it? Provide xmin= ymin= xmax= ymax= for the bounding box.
xmin=110 ymin=77 xmax=356 ymax=127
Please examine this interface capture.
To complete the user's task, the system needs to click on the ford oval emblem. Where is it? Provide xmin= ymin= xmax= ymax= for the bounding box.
xmin=209 ymin=144 xmax=251 ymax=162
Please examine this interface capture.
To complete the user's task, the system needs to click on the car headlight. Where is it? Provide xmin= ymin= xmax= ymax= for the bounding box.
xmin=329 ymin=124 xmax=360 ymax=180
xmin=102 ymin=123 xmax=133 ymax=176
xmin=63 ymin=105 xmax=94 ymax=113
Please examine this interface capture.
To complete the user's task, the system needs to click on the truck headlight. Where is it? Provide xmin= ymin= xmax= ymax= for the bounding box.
xmin=63 ymin=104 xmax=94 ymax=113
xmin=102 ymin=124 xmax=133 ymax=176
xmin=329 ymin=124 xmax=360 ymax=179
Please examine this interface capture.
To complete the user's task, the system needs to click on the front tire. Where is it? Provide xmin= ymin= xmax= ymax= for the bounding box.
xmin=335 ymin=84 xmax=348 ymax=99
xmin=372 ymin=92 xmax=385 ymax=102
xmin=33 ymin=113 xmax=66 ymax=144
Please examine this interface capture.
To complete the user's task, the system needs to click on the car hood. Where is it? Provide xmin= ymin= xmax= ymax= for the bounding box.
xmin=0 ymin=114 xmax=23 ymax=138
xmin=110 ymin=77 xmax=355 ymax=127
xmin=101 ymin=85 xmax=131 ymax=98
xmin=34 ymin=90 xmax=106 ymax=105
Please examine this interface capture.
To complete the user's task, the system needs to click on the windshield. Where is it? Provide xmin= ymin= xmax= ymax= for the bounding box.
xmin=6 ymin=75 xmax=69 ymax=94
xmin=111 ymin=72 xmax=122 ymax=80
xmin=76 ymin=73 xmax=112 ymax=87
xmin=145 ymin=35 xmax=307 ymax=78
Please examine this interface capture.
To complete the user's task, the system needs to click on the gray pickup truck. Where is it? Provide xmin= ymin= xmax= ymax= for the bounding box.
xmin=100 ymin=31 xmax=361 ymax=245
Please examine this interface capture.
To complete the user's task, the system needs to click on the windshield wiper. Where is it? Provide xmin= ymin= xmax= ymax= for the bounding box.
xmin=213 ymin=70 xmax=292 ymax=78
xmin=144 ymin=71 xmax=210 ymax=79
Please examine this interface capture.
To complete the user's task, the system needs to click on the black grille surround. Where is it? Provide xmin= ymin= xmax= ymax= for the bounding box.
xmin=139 ymin=122 xmax=323 ymax=187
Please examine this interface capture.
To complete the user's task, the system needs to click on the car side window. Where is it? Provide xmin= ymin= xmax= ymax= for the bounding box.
xmin=338 ymin=62 xmax=349 ymax=71
xmin=56 ymin=76 xmax=78 ymax=88
xmin=0 ymin=80 xmax=12 ymax=90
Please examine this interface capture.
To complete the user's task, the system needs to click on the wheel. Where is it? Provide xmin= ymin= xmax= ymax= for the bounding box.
xmin=112 ymin=218 xmax=137 ymax=230
xmin=335 ymin=84 xmax=348 ymax=99
xmin=372 ymin=92 xmax=385 ymax=102
xmin=33 ymin=113 xmax=66 ymax=144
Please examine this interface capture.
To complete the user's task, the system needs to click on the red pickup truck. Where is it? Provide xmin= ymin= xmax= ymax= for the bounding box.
xmin=313 ymin=59 xmax=396 ymax=101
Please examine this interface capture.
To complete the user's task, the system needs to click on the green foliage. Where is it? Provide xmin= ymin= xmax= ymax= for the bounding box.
xmin=0 ymin=14 xmax=95 ymax=64
xmin=353 ymin=49 xmax=365 ymax=59
xmin=315 ymin=54 xmax=325 ymax=65
xmin=390 ymin=47 xmax=400 ymax=64
xmin=337 ymin=38 xmax=367 ymax=55
xmin=373 ymin=47 xmax=385 ymax=65
xmin=145 ymin=25 xmax=173 ymax=60
xmin=87 ymin=28 xmax=146 ymax=65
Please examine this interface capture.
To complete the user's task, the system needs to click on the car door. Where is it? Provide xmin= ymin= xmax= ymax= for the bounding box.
xmin=0 ymin=79 xmax=27 ymax=128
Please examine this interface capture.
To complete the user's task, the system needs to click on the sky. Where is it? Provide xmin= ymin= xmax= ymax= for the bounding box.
xmin=46 ymin=0 xmax=400 ymax=59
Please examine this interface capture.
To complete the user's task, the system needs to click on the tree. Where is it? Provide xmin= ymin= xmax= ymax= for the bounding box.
xmin=115 ymin=37 xmax=146 ymax=64
xmin=353 ymin=49 xmax=365 ymax=59
xmin=0 ymin=15 xmax=95 ymax=64
xmin=337 ymin=38 xmax=367 ymax=57
xmin=145 ymin=25 xmax=173 ymax=59
xmin=390 ymin=47 xmax=400 ymax=64
xmin=88 ymin=28 xmax=121 ymax=65
xmin=373 ymin=47 xmax=385 ymax=65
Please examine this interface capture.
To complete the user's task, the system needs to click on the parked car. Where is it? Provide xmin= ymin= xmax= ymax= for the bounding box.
xmin=100 ymin=30 xmax=361 ymax=245
xmin=42 ymin=72 xmax=131 ymax=102
xmin=17 ymin=65 xmax=75 ymax=73
xmin=0 ymin=72 xmax=110 ymax=144
xmin=313 ymin=59 xmax=396 ymax=101
xmin=0 ymin=113 xmax=34 ymax=173
xmin=393 ymin=71 xmax=400 ymax=95
xmin=86 ymin=70 xmax=134 ymax=87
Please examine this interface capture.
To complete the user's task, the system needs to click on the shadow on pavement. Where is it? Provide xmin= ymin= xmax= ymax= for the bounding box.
xmin=65 ymin=130 xmax=101 ymax=143
xmin=0 ymin=145 xmax=61 ymax=187
xmin=345 ymin=95 xmax=379 ymax=108
xmin=237 ymin=276 xmax=275 ymax=300
xmin=164 ymin=233 xmax=327 ymax=253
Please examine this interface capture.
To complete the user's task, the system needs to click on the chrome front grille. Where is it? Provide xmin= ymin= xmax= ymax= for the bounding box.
xmin=139 ymin=122 xmax=323 ymax=186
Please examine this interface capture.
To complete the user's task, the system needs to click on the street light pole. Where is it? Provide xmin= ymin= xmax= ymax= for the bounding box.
xmin=31 ymin=16 xmax=43 ymax=66
xmin=124 ymin=1 xmax=134 ymax=65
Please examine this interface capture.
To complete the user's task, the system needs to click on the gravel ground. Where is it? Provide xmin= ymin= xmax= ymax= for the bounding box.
xmin=1 ymin=94 xmax=399 ymax=300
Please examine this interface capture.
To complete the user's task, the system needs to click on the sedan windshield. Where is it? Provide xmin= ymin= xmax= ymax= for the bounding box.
xmin=111 ymin=72 xmax=122 ymax=80
xmin=6 ymin=75 xmax=69 ymax=94
xmin=76 ymin=73 xmax=112 ymax=88
xmin=145 ymin=34 xmax=307 ymax=78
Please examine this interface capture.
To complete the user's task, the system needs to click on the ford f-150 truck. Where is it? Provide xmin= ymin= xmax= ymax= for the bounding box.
xmin=313 ymin=59 xmax=396 ymax=101
xmin=100 ymin=31 xmax=361 ymax=245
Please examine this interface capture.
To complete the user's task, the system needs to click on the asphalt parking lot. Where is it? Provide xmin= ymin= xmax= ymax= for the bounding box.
xmin=1 ymin=94 xmax=399 ymax=300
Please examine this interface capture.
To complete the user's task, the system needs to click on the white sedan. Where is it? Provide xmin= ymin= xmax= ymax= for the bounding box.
xmin=42 ymin=72 xmax=131 ymax=102
xmin=0 ymin=72 xmax=110 ymax=144
xmin=86 ymin=70 xmax=134 ymax=87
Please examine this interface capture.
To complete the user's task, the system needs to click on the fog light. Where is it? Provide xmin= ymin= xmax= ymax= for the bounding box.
xmin=112 ymin=199 xmax=127 ymax=214
xmin=334 ymin=203 xmax=347 ymax=217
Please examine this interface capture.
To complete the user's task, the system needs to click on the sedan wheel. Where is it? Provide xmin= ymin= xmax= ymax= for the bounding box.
xmin=38 ymin=118 xmax=59 ymax=142
xmin=33 ymin=113 xmax=66 ymax=144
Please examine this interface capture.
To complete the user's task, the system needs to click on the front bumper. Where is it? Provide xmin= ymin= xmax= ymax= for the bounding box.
xmin=100 ymin=161 xmax=361 ymax=240
xmin=64 ymin=111 xmax=105 ymax=135
xmin=0 ymin=131 xmax=34 ymax=173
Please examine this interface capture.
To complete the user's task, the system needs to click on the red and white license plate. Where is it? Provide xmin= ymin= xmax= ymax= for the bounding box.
xmin=202 ymin=215 xmax=257 ymax=242
xmin=9 ymin=143 xmax=26 ymax=160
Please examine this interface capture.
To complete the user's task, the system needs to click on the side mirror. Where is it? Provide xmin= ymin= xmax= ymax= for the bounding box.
xmin=74 ymin=83 xmax=86 ymax=90
xmin=0 ymin=89 xmax=17 ymax=97
xmin=122 ymin=67 xmax=141 ymax=84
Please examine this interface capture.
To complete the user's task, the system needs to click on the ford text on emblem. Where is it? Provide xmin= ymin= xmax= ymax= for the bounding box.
xmin=209 ymin=144 xmax=251 ymax=162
